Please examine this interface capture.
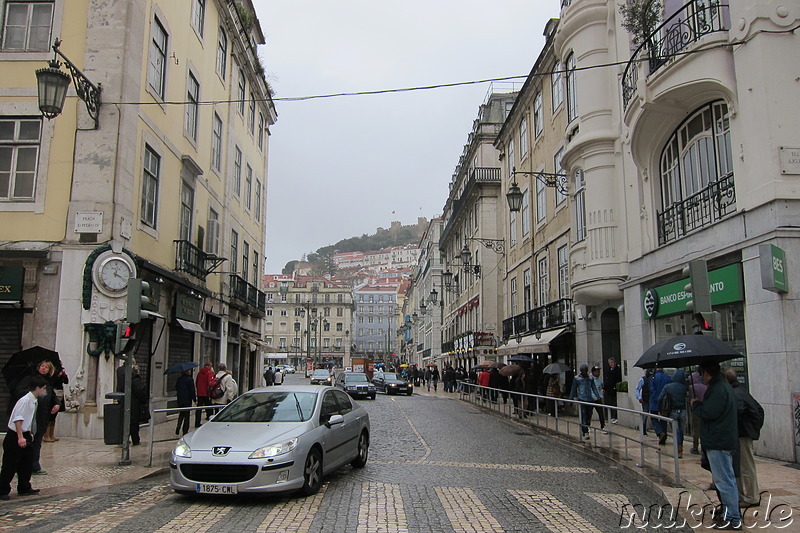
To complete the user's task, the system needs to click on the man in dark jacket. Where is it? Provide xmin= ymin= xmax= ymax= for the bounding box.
xmin=691 ymin=362 xmax=741 ymax=530
xmin=175 ymin=369 xmax=196 ymax=437
xmin=657 ymin=369 xmax=688 ymax=455
xmin=649 ymin=367 xmax=671 ymax=444
xmin=724 ymin=369 xmax=764 ymax=505
xmin=603 ymin=357 xmax=622 ymax=423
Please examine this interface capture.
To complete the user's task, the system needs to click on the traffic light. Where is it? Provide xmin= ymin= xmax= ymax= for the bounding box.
xmin=693 ymin=311 xmax=722 ymax=336
xmin=683 ymin=260 xmax=711 ymax=314
xmin=126 ymin=278 xmax=152 ymax=324
xmin=114 ymin=321 xmax=136 ymax=355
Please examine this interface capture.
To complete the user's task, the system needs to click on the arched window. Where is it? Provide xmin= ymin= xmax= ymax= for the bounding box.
xmin=659 ymin=101 xmax=732 ymax=208
xmin=565 ymin=53 xmax=577 ymax=123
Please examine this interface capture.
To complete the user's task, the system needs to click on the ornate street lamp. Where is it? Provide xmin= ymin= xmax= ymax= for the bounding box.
xmin=35 ymin=39 xmax=102 ymax=128
xmin=506 ymin=180 xmax=524 ymax=212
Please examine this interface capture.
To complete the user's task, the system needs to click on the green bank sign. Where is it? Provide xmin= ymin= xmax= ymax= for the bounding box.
xmin=643 ymin=264 xmax=743 ymax=319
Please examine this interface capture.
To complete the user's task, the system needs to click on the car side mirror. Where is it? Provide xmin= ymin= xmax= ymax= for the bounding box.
xmin=325 ymin=414 xmax=344 ymax=428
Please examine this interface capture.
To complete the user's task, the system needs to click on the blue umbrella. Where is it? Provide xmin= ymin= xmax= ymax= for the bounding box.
xmin=164 ymin=361 xmax=199 ymax=375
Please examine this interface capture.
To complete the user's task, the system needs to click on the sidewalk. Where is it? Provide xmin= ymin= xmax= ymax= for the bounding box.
xmin=2 ymin=416 xmax=179 ymax=499
xmin=419 ymin=385 xmax=800 ymax=530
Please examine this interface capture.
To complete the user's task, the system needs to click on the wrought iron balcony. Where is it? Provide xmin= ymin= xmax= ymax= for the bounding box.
xmin=229 ymin=274 xmax=266 ymax=316
xmin=657 ymin=171 xmax=735 ymax=245
xmin=622 ymin=0 xmax=730 ymax=109
xmin=502 ymin=298 xmax=573 ymax=341
xmin=174 ymin=240 xmax=227 ymax=281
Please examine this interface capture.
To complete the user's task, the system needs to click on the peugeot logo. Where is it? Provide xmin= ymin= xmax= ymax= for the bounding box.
xmin=212 ymin=446 xmax=232 ymax=456
xmin=673 ymin=343 xmax=687 ymax=351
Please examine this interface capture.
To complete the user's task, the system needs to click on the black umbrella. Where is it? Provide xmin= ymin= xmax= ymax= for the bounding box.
xmin=2 ymin=346 xmax=62 ymax=385
xmin=634 ymin=334 xmax=741 ymax=369
xmin=164 ymin=361 xmax=199 ymax=375
xmin=508 ymin=354 xmax=534 ymax=363
xmin=542 ymin=362 xmax=571 ymax=374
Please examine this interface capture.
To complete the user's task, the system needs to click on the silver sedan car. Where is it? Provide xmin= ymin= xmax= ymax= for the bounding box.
xmin=170 ymin=385 xmax=370 ymax=496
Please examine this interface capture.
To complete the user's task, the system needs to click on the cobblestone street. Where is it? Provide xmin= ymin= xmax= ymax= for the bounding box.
xmin=0 ymin=386 xmax=696 ymax=533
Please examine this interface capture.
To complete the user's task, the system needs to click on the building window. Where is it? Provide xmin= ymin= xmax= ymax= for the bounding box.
xmin=211 ymin=113 xmax=222 ymax=171
xmin=185 ymin=72 xmax=199 ymax=141
xmin=253 ymin=251 xmax=259 ymax=285
xmin=566 ymin=53 xmax=577 ymax=123
xmin=245 ymin=163 xmax=252 ymax=210
xmin=521 ymin=189 xmax=530 ymax=237
xmin=336 ymin=322 xmax=343 ymax=331
xmin=216 ymin=27 xmax=227 ymax=79
xmin=179 ymin=182 xmax=194 ymax=241
xmin=337 ymin=308 xmax=343 ymax=317
xmin=574 ymin=169 xmax=586 ymax=242
xmin=537 ymin=256 xmax=549 ymax=306
xmin=233 ymin=146 xmax=241 ymax=197
xmin=536 ymin=176 xmax=546 ymax=222
xmin=510 ymin=277 xmax=517 ymax=316
xmin=230 ymin=230 xmax=238 ymax=273
xmin=248 ymin=94 xmax=256 ymax=135
xmin=509 ymin=210 xmax=517 ymax=247
xmin=191 ymin=0 xmax=205 ymax=37
xmin=242 ymin=241 xmax=249 ymax=279
xmin=258 ymin=113 xmax=265 ymax=150
xmin=237 ymin=67 xmax=246 ymax=116
xmin=206 ymin=207 xmax=219 ymax=254
xmin=533 ymin=92 xmax=543 ymax=138
xmin=554 ymin=148 xmax=567 ymax=205
xmin=660 ymin=101 xmax=733 ymax=207
xmin=147 ymin=17 xmax=168 ymax=98
xmin=523 ymin=268 xmax=532 ymax=312
xmin=551 ymin=61 xmax=563 ymax=111
xmin=507 ymin=139 xmax=515 ymax=183
xmin=519 ymin=117 xmax=529 ymax=160
xmin=140 ymin=144 xmax=159 ymax=227
xmin=557 ymin=245 xmax=569 ymax=299
xmin=2 ymin=1 xmax=53 ymax=51
xmin=254 ymin=179 xmax=262 ymax=221
xmin=0 ymin=117 xmax=41 ymax=201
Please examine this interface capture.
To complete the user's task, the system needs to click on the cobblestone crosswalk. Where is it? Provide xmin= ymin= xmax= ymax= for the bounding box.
xmin=0 ymin=477 xmax=653 ymax=533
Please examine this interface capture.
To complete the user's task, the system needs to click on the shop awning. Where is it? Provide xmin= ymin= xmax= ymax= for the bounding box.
xmin=497 ymin=327 xmax=568 ymax=355
xmin=175 ymin=318 xmax=204 ymax=333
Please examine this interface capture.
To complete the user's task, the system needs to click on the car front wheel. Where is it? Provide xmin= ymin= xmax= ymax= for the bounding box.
xmin=351 ymin=431 xmax=369 ymax=468
xmin=300 ymin=448 xmax=323 ymax=496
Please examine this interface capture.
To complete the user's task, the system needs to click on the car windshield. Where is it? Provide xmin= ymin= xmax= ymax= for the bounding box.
xmin=346 ymin=373 xmax=369 ymax=383
xmin=213 ymin=392 xmax=317 ymax=423
xmin=312 ymin=370 xmax=329 ymax=377
xmin=381 ymin=373 xmax=398 ymax=380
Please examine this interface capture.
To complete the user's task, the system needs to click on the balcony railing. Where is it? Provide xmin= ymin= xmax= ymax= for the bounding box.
xmin=622 ymin=0 xmax=730 ymax=108
xmin=174 ymin=240 xmax=227 ymax=281
xmin=229 ymin=274 xmax=266 ymax=315
xmin=657 ymin=171 xmax=735 ymax=245
xmin=502 ymin=298 xmax=573 ymax=341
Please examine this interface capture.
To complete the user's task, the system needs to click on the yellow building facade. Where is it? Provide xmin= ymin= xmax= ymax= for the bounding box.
xmin=0 ymin=0 xmax=276 ymax=438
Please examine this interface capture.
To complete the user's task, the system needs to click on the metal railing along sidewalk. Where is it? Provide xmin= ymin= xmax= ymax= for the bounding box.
xmin=147 ymin=405 xmax=222 ymax=467
xmin=459 ymin=382 xmax=684 ymax=486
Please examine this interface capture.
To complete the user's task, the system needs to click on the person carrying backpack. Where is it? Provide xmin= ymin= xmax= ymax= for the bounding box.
xmin=724 ymin=369 xmax=764 ymax=505
xmin=211 ymin=363 xmax=238 ymax=405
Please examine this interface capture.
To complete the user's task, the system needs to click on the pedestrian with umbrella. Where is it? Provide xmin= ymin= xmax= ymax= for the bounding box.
xmin=11 ymin=360 xmax=60 ymax=475
xmin=657 ymin=369 xmax=689 ymax=457
xmin=690 ymin=361 xmax=741 ymax=530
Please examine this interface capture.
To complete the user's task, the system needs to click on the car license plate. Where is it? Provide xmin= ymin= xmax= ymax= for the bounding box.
xmin=196 ymin=483 xmax=238 ymax=494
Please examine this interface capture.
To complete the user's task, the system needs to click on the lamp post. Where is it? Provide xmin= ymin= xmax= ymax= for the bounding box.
xmin=35 ymin=39 xmax=102 ymax=129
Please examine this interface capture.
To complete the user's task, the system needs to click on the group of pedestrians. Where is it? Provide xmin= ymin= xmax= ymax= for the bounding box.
xmin=1 ymin=358 xmax=68 ymax=500
xmin=176 ymin=361 xmax=237 ymax=436
xmin=636 ymin=361 xmax=764 ymax=530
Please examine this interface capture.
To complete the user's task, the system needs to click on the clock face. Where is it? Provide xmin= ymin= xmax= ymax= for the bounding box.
xmin=92 ymin=252 xmax=136 ymax=297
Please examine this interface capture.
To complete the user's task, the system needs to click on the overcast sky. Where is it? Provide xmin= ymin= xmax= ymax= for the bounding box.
xmin=253 ymin=1 xmax=560 ymax=273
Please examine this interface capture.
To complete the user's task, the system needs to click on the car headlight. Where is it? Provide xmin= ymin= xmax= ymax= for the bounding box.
xmin=173 ymin=439 xmax=192 ymax=458
xmin=250 ymin=437 xmax=299 ymax=459
xmin=389 ymin=383 xmax=397 ymax=387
